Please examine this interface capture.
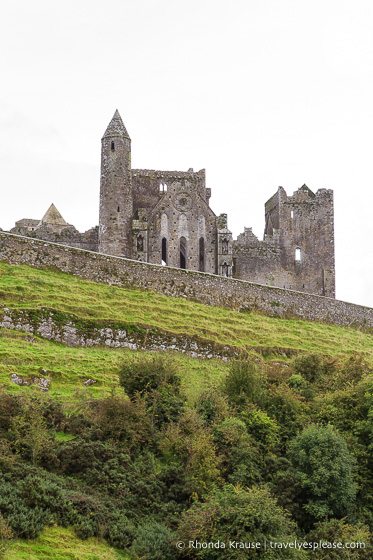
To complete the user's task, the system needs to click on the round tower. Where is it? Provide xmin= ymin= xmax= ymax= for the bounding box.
xmin=98 ymin=110 xmax=133 ymax=258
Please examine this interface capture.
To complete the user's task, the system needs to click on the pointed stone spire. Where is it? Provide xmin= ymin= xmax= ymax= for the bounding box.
xmin=102 ymin=109 xmax=130 ymax=139
xmin=39 ymin=204 xmax=67 ymax=226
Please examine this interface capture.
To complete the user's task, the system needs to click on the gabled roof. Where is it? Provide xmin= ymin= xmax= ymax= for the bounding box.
xmin=39 ymin=204 xmax=67 ymax=226
xmin=102 ymin=109 xmax=130 ymax=139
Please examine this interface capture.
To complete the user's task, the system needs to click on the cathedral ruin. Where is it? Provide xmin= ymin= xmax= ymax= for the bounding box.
xmin=10 ymin=110 xmax=335 ymax=298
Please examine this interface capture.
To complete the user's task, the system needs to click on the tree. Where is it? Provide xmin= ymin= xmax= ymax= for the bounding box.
xmin=288 ymin=425 xmax=356 ymax=521
xmin=10 ymin=399 xmax=52 ymax=465
xmin=160 ymin=410 xmax=221 ymax=499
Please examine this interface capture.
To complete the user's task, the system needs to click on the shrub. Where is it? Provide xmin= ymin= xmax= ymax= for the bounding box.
xmin=131 ymin=521 xmax=176 ymax=560
xmin=239 ymin=405 xmax=280 ymax=449
xmin=0 ymin=513 xmax=13 ymax=559
xmin=178 ymin=485 xmax=304 ymax=559
xmin=119 ymin=355 xmax=180 ymax=398
xmin=222 ymin=359 xmax=262 ymax=407
xmin=308 ymin=518 xmax=371 ymax=559
xmin=195 ymin=389 xmax=229 ymax=426
xmin=292 ymin=354 xmax=334 ymax=384
xmin=119 ymin=355 xmax=185 ymax=427
xmin=89 ymin=395 xmax=152 ymax=447
xmin=0 ymin=476 xmax=50 ymax=539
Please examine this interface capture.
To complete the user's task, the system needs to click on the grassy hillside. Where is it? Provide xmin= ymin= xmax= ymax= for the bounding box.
xmin=5 ymin=526 xmax=128 ymax=560
xmin=0 ymin=329 xmax=228 ymax=402
xmin=0 ymin=261 xmax=372 ymax=362
xmin=1 ymin=260 xmax=373 ymax=559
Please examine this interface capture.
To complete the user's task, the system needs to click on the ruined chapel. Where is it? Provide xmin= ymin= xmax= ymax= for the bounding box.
xmin=10 ymin=110 xmax=335 ymax=298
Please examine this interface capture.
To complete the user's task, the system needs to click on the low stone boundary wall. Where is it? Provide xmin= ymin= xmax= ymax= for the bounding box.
xmin=0 ymin=306 xmax=245 ymax=359
xmin=0 ymin=232 xmax=372 ymax=329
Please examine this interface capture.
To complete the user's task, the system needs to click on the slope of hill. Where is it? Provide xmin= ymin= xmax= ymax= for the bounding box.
xmin=0 ymin=262 xmax=372 ymax=361
xmin=1 ymin=261 xmax=373 ymax=559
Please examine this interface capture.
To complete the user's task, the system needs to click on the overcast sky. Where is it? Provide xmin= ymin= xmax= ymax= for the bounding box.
xmin=0 ymin=0 xmax=372 ymax=307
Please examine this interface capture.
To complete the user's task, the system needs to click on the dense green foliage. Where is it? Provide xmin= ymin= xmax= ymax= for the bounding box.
xmin=1 ymin=352 xmax=373 ymax=558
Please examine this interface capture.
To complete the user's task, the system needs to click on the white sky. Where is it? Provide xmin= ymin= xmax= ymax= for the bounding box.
xmin=0 ymin=0 xmax=372 ymax=307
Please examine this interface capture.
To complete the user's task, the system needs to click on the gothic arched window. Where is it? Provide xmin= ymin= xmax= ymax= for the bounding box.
xmin=180 ymin=237 xmax=187 ymax=269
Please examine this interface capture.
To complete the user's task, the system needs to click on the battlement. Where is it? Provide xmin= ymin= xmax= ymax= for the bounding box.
xmin=132 ymin=168 xmax=205 ymax=179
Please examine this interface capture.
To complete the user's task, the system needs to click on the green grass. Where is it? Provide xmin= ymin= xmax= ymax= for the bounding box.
xmin=0 ymin=262 xmax=372 ymax=361
xmin=4 ymin=526 xmax=129 ymax=560
xmin=0 ymin=329 xmax=228 ymax=403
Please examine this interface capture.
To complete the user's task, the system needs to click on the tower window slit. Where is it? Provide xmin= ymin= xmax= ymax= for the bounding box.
xmin=111 ymin=141 xmax=115 ymax=151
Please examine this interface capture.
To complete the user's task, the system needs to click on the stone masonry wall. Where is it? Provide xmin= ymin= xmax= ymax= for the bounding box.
xmin=10 ymin=225 xmax=99 ymax=252
xmin=0 ymin=305 xmax=245 ymax=360
xmin=0 ymin=232 xmax=372 ymax=329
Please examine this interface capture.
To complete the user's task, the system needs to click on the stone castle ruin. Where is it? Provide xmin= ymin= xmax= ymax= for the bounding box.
xmin=9 ymin=110 xmax=335 ymax=298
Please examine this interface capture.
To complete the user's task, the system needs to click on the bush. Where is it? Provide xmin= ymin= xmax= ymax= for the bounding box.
xmin=0 ymin=391 xmax=21 ymax=432
xmin=239 ymin=405 xmax=280 ymax=449
xmin=341 ymin=354 xmax=370 ymax=386
xmin=222 ymin=359 xmax=262 ymax=407
xmin=0 ymin=476 xmax=50 ymax=539
xmin=119 ymin=355 xmax=185 ymax=427
xmin=89 ymin=396 xmax=152 ymax=447
xmin=119 ymin=355 xmax=180 ymax=398
xmin=308 ymin=518 xmax=371 ymax=559
xmin=195 ymin=389 xmax=229 ymax=426
xmin=131 ymin=521 xmax=176 ymax=560
xmin=292 ymin=354 xmax=334 ymax=384
xmin=213 ymin=417 xmax=262 ymax=486
xmin=0 ymin=513 xmax=13 ymax=559
xmin=178 ymin=485 xmax=304 ymax=559
xmin=106 ymin=514 xmax=136 ymax=549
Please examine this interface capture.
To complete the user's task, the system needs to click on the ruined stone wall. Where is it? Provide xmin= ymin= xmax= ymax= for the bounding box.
xmin=0 ymin=232 xmax=372 ymax=328
xmin=131 ymin=168 xmax=208 ymax=215
xmin=274 ymin=186 xmax=335 ymax=297
xmin=234 ymin=186 xmax=335 ymax=297
xmin=9 ymin=225 xmax=99 ymax=252
xmin=233 ymin=228 xmax=283 ymax=286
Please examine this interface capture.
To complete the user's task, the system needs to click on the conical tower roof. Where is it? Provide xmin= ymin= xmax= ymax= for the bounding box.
xmin=39 ymin=204 xmax=67 ymax=226
xmin=102 ymin=109 xmax=130 ymax=139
